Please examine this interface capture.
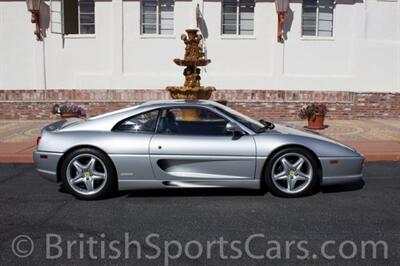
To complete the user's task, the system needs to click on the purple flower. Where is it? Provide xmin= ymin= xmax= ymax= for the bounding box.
xmin=54 ymin=103 xmax=87 ymax=117
xmin=298 ymin=103 xmax=328 ymax=120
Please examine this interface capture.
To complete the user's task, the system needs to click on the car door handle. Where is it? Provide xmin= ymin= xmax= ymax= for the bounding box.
xmin=158 ymin=146 xmax=162 ymax=150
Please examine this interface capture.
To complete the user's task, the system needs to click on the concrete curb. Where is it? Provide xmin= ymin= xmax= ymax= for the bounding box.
xmin=344 ymin=141 xmax=400 ymax=162
xmin=0 ymin=154 xmax=33 ymax=164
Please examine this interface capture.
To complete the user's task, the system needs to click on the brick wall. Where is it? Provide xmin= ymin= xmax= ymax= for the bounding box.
xmin=0 ymin=89 xmax=399 ymax=120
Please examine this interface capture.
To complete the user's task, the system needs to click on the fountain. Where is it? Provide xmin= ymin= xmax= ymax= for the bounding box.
xmin=166 ymin=29 xmax=215 ymax=100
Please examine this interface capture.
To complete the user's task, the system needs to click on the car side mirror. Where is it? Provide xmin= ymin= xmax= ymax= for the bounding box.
xmin=225 ymin=122 xmax=244 ymax=135
xmin=259 ymin=119 xmax=275 ymax=129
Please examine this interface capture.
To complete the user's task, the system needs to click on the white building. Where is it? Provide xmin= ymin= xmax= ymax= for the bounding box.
xmin=0 ymin=0 xmax=399 ymax=120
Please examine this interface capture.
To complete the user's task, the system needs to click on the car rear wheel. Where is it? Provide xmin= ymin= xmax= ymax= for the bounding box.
xmin=60 ymin=148 xmax=116 ymax=200
xmin=265 ymin=148 xmax=318 ymax=197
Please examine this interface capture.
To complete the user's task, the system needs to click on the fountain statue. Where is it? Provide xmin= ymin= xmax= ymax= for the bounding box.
xmin=166 ymin=29 xmax=215 ymax=100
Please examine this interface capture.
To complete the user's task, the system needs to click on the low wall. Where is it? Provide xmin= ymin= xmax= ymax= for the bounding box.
xmin=0 ymin=89 xmax=399 ymax=121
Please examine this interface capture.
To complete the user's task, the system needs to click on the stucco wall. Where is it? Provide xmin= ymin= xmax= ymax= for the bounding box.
xmin=0 ymin=0 xmax=399 ymax=92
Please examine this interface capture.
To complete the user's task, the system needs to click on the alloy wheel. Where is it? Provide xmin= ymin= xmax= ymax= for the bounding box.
xmin=66 ymin=154 xmax=108 ymax=196
xmin=271 ymin=152 xmax=313 ymax=194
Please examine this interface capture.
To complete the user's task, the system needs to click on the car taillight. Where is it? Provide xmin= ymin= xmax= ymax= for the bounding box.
xmin=36 ymin=136 xmax=41 ymax=145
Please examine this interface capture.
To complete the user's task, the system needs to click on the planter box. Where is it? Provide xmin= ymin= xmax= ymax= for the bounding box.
xmin=60 ymin=113 xmax=81 ymax=119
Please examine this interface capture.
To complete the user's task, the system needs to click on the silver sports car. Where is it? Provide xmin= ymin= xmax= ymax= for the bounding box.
xmin=34 ymin=100 xmax=364 ymax=200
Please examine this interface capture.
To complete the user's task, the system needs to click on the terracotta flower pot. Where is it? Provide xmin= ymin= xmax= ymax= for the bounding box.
xmin=60 ymin=113 xmax=81 ymax=119
xmin=307 ymin=113 xmax=325 ymax=130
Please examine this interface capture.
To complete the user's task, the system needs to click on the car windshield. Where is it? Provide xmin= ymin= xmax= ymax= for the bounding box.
xmin=214 ymin=105 xmax=267 ymax=133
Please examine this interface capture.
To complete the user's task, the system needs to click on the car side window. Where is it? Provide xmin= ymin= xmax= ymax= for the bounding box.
xmin=115 ymin=110 xmax=160 ymax=133
xmin=156 ymin=107 xmax=229 ymax=136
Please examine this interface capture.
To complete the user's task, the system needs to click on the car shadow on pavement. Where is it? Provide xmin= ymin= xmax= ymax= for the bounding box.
xmin=120 ymin=188 xmax=268 ymax=198
xmin=57 ymin=185 xmax=268 ymax=199
xmin=113 ymin=180 xmax=364 ymax=198
xmin=58 ymin=181 xmax=365 ymax=199
xmin=320 ymin=180 xmax=365 ymax=194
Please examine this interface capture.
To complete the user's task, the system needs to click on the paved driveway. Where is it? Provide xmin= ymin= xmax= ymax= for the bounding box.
xmin=0 ymin=162 xmax=399 ymax=265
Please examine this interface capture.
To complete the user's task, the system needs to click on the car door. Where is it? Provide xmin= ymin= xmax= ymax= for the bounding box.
xmin=149 ymin=106 xmax=256 ymax=180
xmin=109 ymin=109 xmax=160 ymax=181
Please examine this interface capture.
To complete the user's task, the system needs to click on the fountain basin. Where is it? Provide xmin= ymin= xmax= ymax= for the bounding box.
xmin=173 ymin=58 xmax=211 ymax=67
xmin=166 ymin=86 xmax=216 ymax=100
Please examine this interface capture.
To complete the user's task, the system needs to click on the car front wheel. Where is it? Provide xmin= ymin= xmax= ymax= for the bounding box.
xmin=60 ymin=148 xmax=116 ymax=200
xmin=265 ymin=148 xmax=318 ymax=197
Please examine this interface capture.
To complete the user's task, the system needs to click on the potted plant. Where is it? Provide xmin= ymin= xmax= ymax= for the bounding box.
xmin=298 ymin=103 xmax=328 ymax=130
xmin=52 ymin=103 xmax=86 ymax=119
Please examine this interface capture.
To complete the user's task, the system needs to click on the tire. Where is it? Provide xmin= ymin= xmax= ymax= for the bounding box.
xmin=264 ymin=147 xmax=318 ymax=197
xmin=60 ymin=148 xmax=117 ymax=200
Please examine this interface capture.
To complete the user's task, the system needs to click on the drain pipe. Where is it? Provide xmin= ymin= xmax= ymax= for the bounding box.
xmin=42 ymin=37 xmax=47 ymax=99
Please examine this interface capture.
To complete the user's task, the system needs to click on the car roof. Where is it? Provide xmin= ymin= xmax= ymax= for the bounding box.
xmin=139 ymin=99 xmax=220 ymax=108
xmin=89 ymin=100 xmax=218 ymax=120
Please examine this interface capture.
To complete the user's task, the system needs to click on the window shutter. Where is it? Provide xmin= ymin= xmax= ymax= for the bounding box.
xmin=50 ymin=0 xmax=65 ymax=35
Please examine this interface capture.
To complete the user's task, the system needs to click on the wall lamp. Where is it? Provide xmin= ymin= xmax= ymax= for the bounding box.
xmin=275 ymin=0 xmax=289 ymax=43
xmin=26 ymin=0 xmax=43 ymax=41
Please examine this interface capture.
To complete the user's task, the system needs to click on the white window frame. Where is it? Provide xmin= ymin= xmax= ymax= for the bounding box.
xmin=50 ymin=0 xmax=95 ymax=39
xmin=221 ymin=0 xmax=255 ymax=38
xmin=76 ymin=0 xmax=96 ymax=35
xmin=140 ymin=0 xmax=175 ymax=37
xmin=301 ymin=0 xmax=336 ymax=40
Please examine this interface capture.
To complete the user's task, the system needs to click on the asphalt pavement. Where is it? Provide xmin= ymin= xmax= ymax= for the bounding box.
xmin=0 ymin=162 xmax=399 ymax=265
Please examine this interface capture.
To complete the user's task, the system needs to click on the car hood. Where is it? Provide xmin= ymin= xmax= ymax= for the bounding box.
xmin=259 ymin=123 xmax=362 ymax=156
xmin=266 ymin=123 xmax=348 ymax=146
